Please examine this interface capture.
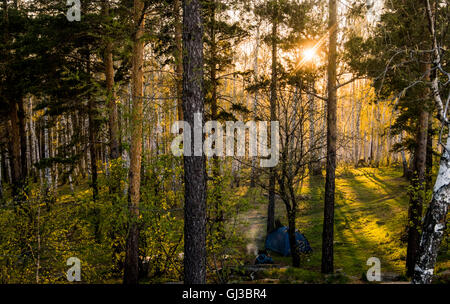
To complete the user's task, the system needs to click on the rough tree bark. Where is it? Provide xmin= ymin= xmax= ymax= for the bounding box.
xmin=406 ymin=51 xmax=430 ymax=277
xmin=321 ymin=0 xmax=337 ymax=274
xmin=174 ymin=0 xmax=183 ymax=121
xmin=3 ymin=0 xmax=24 ymax=197
xmin=8 ymin=101 xmax=23 ymax=196
xmin=18 ymin=100 xmax=27 ymax=179
xmin=267 ymin=0 xmax=278 ymax=234
xmin=182 ymin=0 xmax=207 ymax=284
xmin=103 ymin=0 xmax=120 ymax=161
xmin=407 ymin=4 xmax=432 ymax=277
xmin=250 ymin=22 xmax=260 ymax=188
xmin=27 ymin=97 xmax=35 ymax=181
xmin=406 ymin=106 xmax=429 ymax=277
xmin=87 ymin=52 xmax=98 ymax=201
xmin=123 ymin=0 xmax=145 ymax=285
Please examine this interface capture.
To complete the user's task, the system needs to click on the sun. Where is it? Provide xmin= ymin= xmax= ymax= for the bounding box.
xmin=295 ymin=46 xmax=320 ymax=70
xmin=302 ymin=48 xmax=316 ymax=62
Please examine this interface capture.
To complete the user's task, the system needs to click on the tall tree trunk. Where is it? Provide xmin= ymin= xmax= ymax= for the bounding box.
xmin=174 ymin=0 xmax=183 ymax=121
xmin=426 ymin=111 xmax=433 ymax=192
xmin=53 ymin=122 xmax=60 ymax=192
xmin=363 ymin=131 xmax=367 ymax=162
xmin=27 ymin=97 xmax=35 ymax=181
xmin=87 ymin=53 xmax=98 ymax=201
xmin=309 ymin=80 xmax=321 ymax=176
xmin=369 ymin=107 xmax=374 ymax=165
xmin=8 ymin=101 xmax=23 ymax=196
xmin=287 ymin=208 xmax=300 ymax=267
xmin=18 ymin=99 xmax=27 ymax=178
xmin=182 ymin=0 xmax=207 ymax=284
xmin=64 ymin=115 xmax=74 ymax=193
xmin=321 ymin=0 xmax=337 ymax=274
xmin=103 ymin=1 xmax=120 ymax=161
xmin=406 ymin=57 xmax=430 ymax=277
xmin=267 ymin=0 xmax=278 ymax=234
xmin=406 ymin=109 xmax=428 ymax=277
xmin=1 ymin=143 xmax=10 ymax=185
xmin=354 ymin=94 xmax=361 ymax=167
xmin=412 ymin=1 xmax=448 ymax=283
xmin=386 ymin=116 xmax=393 ymax=166
xmin=250 ymin=23 xmax=260 ymax=188
xmin=231 ymin=72 xmax=243 ymax=188
xmin=412 ymin=134 xmax=449 ymax=284
xmin=123 ymin=0 xmax=145 ymax=285
xmin=43 ymin=111 xmax=52 ymax=194
xmin=375 ymin=106 xmax=382 ymax=167
xmin=400 ymin=132 xmax=411 ymax=178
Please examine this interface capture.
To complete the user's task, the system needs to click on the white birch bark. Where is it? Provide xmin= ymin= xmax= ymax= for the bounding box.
xmin=64 ymin=115 xmax=74 ymax=193
xmin=354 ymin=96 xmax=361 ymax=166
xmin=30 ymin=97 xmax=38 ymax=171
xmin=6 ymin=150 xmax=12 ymax=185
xmin=26 ymin=97 xmax=32 ymax=176
xmin=53 ymin=123 xmax=59 ymax=192
xmin=43 ymin=110 xmax=52 ymax=193
xmin=413 ymin=0 xmax=450 ymax=284
xmin=413 ymin=135 xmax=450 ymax=283
xmin=35 ymin=201 xmax=40 ymax=283
xmin=30 ymin=99 xmax=43 ymax=188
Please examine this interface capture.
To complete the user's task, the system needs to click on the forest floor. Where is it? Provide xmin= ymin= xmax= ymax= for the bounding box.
xmin=236 ymin=166 xmax=450 ymax=284
xmin=5 ymin=166 xmax=447 ymax=283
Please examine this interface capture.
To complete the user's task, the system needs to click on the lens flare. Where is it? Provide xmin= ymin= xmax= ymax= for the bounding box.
xmin=302 ymin=48 xmax=316 ymax=62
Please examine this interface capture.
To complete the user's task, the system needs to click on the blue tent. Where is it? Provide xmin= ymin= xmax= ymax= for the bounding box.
xmin=265 ymin=226 xmax=312 ymax=256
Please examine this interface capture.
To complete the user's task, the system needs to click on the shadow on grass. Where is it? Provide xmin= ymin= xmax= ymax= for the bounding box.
xmin=295 ymin=168 xmax=408 ymax=277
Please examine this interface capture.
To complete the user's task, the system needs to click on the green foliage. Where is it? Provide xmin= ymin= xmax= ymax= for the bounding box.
xmin=139 ymin=155 xmax=184 ymax=281
xmin=343 ymin=0 xmax=444 ymax=155
xmin=205 ymin=160 xmax=250 ymax=283
xmin=0 ymin=156 xmax=186 ymax=283
xmin=0 ymin=189 xmax=114 ymax=283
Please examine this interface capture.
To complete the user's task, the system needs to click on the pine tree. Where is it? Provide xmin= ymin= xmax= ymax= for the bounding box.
xmin=183 ymin=0 xmax=207 ymax=284
xmin=344 ymin=0 xmax=436 ymax=277
xmin=123 ymin=0 xmax=145 ymax=285
xmin=321 ymin=0 xmax=337 ymax=274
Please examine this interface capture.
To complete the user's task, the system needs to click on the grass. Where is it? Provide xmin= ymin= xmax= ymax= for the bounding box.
xmin=239 ymin=166 xmax=449 ymax=283
xmin=9 ymin=165 xmax=447 ymax=283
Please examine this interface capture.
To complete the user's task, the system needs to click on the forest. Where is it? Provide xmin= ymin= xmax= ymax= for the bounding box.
xmin=0 ymin=0 xmax=449 ymax=285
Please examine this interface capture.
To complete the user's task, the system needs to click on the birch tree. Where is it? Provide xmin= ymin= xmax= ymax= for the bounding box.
xmin=412 ymin=0 xmax=449 ymax=284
